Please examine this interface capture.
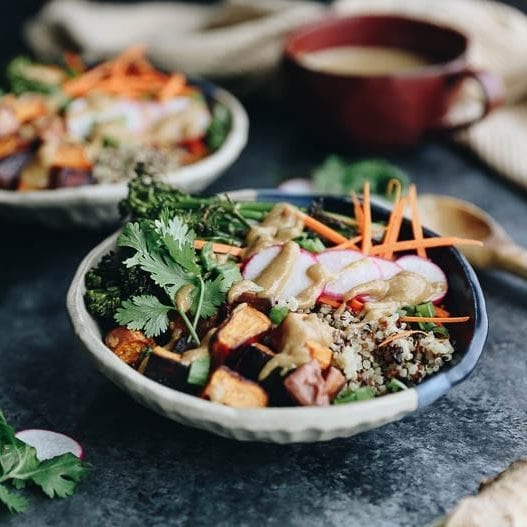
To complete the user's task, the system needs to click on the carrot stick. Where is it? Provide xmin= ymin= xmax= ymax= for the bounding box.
xmin=317 ymin=295 xmax=342 ymax=308
xmin=408 ymin=184 xmax=426 ymax=258
xmin=361 ymin=182 xmax=372 ymax=254
xmin=159 ymin=73 xmax=186 ymax=101
xmin=369 ymin=236 xmax=483 ymax=256
xmin=297 ymin=212 xmax=349 ymax=245
xmin=434 ymin=306 xmax=450 ymax=318
xmin=331 ymin=235 xmax=362 ymax=251
xmin=193 ymin=240 xmax=242 ymax=256
xmin=351 ymin=192 xmax=364 ymax=233
xmin=383 ymin=197 xmax=407 ymax=260
xmin=400 ymin=316 xmax=470 ymax=323
xmin=378 ymin=330 xmax=428 ymax=348
xmin=382 ymin=179 xmax=402 ymax=244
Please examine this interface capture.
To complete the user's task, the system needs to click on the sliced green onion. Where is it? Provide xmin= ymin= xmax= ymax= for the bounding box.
xmin=187 ymin=355 xmax=211 ymax=386
xmin=297 ymin=237 xmax=326 ymax=254
xmin=269 ymin=306 xmax=289 ymax=325
xmin=387 ymin=378 xmax=407 ymax=393
xmin=333 ymin=386 xmax=376 ymax=405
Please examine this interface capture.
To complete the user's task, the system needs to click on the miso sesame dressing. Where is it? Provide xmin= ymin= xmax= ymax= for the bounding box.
xmin=259 ymin=313 xmax=334 ymax=380
xmin=244 ymin=202 xmax=304 ymax=257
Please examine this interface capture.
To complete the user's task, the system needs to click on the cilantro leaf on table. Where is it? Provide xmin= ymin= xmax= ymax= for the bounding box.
xmin=0 ymin=409 xmax=89 ymax=514
xmin=115 ymin=295 xmax=173 ymax=337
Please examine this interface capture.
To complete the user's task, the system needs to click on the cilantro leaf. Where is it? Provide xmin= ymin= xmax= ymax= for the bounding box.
xmin=0 ymin=484 xmax=29 ymax=513
xmin=197 ymin=275 xmax=225 ymax=318
xmin=115 ymin=295 xmax=173 ymax=337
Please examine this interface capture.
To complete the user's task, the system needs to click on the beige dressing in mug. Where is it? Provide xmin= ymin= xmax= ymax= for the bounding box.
xmin=300 ymin=46 xmax=430 ymax=76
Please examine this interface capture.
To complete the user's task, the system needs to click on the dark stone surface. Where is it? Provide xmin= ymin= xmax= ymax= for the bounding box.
xmin=1 ymin=1 xmax=527 ymax=525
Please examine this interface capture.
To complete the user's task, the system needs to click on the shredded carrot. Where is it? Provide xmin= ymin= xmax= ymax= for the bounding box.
xmin=351 ymin=192 xmax=364 ymax=235
xmin=408 ymin=184 xmax=426 ymax=258
xmin=369 ymin=236 xmax=483 ymax=256
xmin=159 ymin=73 xmax=186 ymax=101
xmin=193 ymin=240 xmax=242 ymax=256
xmin=317 ymin=295 xmax=342 ymax=308
xmin=298 ymin=212 xmax=349 ymax=245
xmin=400 ymin=316 xmax=470 ymax=323
xmin=361 ymin=182 xmax=372 ymax=254
xmin=434 ymin=306 xmax=450 ymax=318
xmin=386 ymin=178 xmax=402 ymax=202
xmin=331 ymin=235 xmax=362 ymax=251
xmin=379 ymin=330 xmax=428 ymax=348
xmin=349 ymin=297 xmax=365 ymax=313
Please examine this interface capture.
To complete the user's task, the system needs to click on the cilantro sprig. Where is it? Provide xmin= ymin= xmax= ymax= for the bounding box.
xmin=114 ymin=211 xmax=241 ymax=343
xmin=0 ymin=410 xmax=88 ymax=514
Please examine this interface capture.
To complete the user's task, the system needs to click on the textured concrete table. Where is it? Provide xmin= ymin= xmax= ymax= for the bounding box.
xmin=1 ymin=95 xmax=527 ymax=527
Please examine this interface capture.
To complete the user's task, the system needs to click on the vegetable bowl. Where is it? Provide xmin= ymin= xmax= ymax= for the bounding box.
xmin=0 ymin=49 xmax=248 ymax=228
xmin=67 ymin=182 xmax=487 ymax=442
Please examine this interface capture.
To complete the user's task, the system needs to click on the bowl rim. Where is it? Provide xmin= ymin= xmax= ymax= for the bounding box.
xmin=283 ymin=14 xmax=469 ymax=80
xmin=0 ymin=82 xmax=248 ymax=207
xmin=67 ymin=191 xmax=488 ymax=435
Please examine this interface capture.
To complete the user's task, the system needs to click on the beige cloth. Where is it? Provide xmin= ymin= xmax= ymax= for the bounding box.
xmin=25 ymin=0 xmax=527 ymax=190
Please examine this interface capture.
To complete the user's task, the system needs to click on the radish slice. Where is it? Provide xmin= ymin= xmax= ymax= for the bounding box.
xmin=278 ymin=178 xmax=313 ymax=193
xmin=316 ymin=249 xmax=364 ymax=274
xmin=243 ymin=245 xmax=281 ymax=279
xmin=323 ymin=258 xmax=382 ymax=300
xmin=396 ymin=255 xmax=448 ymax=303
xmin=16 ymin=429 xmax=84 ymax=461
xmin=371 ymin=257 xmax=403 ymax=280
xmin=242 ymin=245 xmax=323 ymax=302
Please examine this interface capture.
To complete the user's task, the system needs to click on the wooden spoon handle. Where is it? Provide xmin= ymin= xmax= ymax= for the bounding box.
xmin=494 ymin=242 xmax=527 ymax=279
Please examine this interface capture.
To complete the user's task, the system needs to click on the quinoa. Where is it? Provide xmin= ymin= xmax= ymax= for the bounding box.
xmin=316 ymin=305 xmax=454 ymax=395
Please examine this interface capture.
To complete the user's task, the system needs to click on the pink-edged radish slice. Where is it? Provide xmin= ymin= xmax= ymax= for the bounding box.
xmin=396 ymin=255 xmax=448 ymax=304
xmin=243 ymin=245 xmax=281 ymax=279
xmin=242 ymin=245 xmax=323 ymax=302
xmin=316 ymin=249 xmax=364 ymax=274
xmin=323 ymin=257 xmax=382 ymax=300
xmin=15 ymin=429 xmax=84 ymax=461
xmin=371 ymin=257 xmax=403 ymax=280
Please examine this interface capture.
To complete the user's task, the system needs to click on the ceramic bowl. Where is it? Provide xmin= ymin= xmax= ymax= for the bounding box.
xmin=0 ymin=82 xmax=248 ymax=229
xmin=67 ymin=191 xmax=488 ymax=443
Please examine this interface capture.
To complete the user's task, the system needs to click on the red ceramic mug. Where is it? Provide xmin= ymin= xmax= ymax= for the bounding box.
xmin=283 ymin=15 xmax=504 ymax=149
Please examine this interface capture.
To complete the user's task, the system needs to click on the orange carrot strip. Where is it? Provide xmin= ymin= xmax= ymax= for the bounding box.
xmin=317 ymin=295 xmax=342 ymax=308
xmin=408 ymin=184 xmax=426 ymax=258
xmin=400 ymin=316 xmax=470 ymax=323
xmin=351 ymin=192 xmax=364 ymax=233
xmin=382 ymin=179 xmax=402 ymax=245
xmin=193 ymin=240 xmax=242 ymax=256
xmin=369 ymin=236 xmax=483 ymax=256
xmin=64 ymin=52 xmax=85 ymax=73
xmin=159 ymin=73 xmax=186 ymax=102
xmin=361 ymin=182 xmax=372 ymax=255
xmin=349 ymin=297 xmax=365 ymax=313
xmin=434 ymin=306 xmax=450 ymax=318
xmin=379 ymin=330 xmax=428 ymax=348
xmin=383 ymin=197 xmax=407 ymax=260
xmin=332 ymin=235 xmax=362 ymax=251
xmin=111 ymin=44 xmax=147 ymax=76
xmin=297 ymin=212 xmax=349 ymax=245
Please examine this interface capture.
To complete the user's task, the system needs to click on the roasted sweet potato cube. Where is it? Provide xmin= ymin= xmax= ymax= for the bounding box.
xmin=306 ymin=340 xmax=333 ymax=371
xmin=52 ymin=143 xmax=91 ymax=169
xmin=202 ymin=366 xmax=268 ymax=408
xmin=284 ymin=360 xmax=329 ymax=406
xmin=324 ymin=367 xmax=346 ymax=401
xmin=233 ymin=342 xmax=275 ymax=381
xmin=105 ymin=327 xmax=154 ymax=366
xmin=211 ymin=303 xmax=271 ymax=365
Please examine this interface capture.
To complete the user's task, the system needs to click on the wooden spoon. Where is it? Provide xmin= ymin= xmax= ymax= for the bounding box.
xmin=418 ymin=194 xmax=527 ymax=278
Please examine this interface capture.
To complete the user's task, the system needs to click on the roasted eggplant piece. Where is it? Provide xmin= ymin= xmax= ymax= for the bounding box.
xmin=202 ymin=366 xmax=268 ymax=408
xmin=105 ymin=327 xmax=154 ymax=366
xmin=0 ymin=149 xmax=32 ymax=189
xmin=211 ymin=303 xmax=271 ymax=366
xmin=49 ymin=167 xmax=93 ymax=188
xmin=231 ymin=292 xmax=272 ymax=313
xmin=142 ymin=346 xmax=197 ymax=394
xmin=232 ymin=342 xmax=275 ymax=381
xmin=284 ymin=360 xmax=330 ymax=406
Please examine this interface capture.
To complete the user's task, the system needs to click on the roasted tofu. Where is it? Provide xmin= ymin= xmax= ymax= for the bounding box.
xmin=284 ymin=360 xmax=329 ymax=406
xmin=105 ymin=327 xmax=154 ymax=366
xmin=211 ymin=303 xmax=271 ymax=366
xmin=202 ymin=366 xmax=268 ymax=408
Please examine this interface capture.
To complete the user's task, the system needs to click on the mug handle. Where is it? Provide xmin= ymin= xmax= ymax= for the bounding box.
xmin=434 ymin=69 xmax=505 ymax=132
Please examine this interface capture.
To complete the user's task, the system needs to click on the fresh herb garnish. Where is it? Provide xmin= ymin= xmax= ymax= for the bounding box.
xmin=205 ymin=102 xmax=231 ymax=151
xmin=269 ymin=306 xmax=289 ymax=325
xmin=312 ymin=156 xmax=409 ymax=200
xmin=0 ymin=410 xmax=88 ymax=514
xmin=187 ymin=356 xmax=211 ymax=386
xmin=402 ymin=302 xmax=450 ymax=338
xmin=333 ymin=386 xmax=376 ymax=405
xmin=114 ymin=215 xmax=241 ymax=343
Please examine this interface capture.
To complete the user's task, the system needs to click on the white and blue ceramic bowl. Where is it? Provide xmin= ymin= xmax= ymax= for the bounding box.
xmin=0 ymin=81 xmax=248 ymax=229
xmin=67 ymin=190 xmax=488 ymax=443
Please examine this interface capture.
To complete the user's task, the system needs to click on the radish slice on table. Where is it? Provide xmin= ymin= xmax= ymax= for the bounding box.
xmin=242 ymin=245 xmax=323 ymax=303
xmin=316 ymin=249 xmax=364 ymax=274
xmin=323 ymin=258 xmax=382 ymax=300
xmin=371 ymin=257 xmax=403 ymax=280
xmin=396 ymin=255 xmax=447 ymax=303
xmin=15 ymin=429 xmax=84 ymax=461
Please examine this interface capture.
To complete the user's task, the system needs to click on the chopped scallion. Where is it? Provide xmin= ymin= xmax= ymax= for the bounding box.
xmin=187 ymin=355 xmax=211 ymax=386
